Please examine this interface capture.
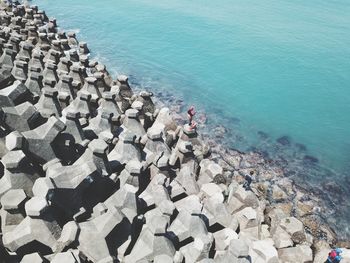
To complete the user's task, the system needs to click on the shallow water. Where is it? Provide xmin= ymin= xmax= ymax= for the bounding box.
xmin=32 ymin=0 xmax=350 ymax=237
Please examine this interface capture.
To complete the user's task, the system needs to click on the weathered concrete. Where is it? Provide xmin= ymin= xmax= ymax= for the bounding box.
xmin=0 ymin=3 xmax=342 ymax=263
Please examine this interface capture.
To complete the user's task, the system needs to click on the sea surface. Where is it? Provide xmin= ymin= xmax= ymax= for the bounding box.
xmin=32 ymin=0 xmax=350 ymax=238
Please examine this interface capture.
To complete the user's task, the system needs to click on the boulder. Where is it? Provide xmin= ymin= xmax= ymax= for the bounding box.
xmin=278 ymin=245 xmax=313 ymax=263
xmin=1 ymin=189 xmax=27 ymax=211
xmin=51 ymin=251 xmax=80 ymax=263
xmin=235 ymin=207 xmax=258 ymax=230
xmin=228 ymin=239 xmax=249 ymax=258
xmin=251 ymin=238 xmax=279 ymax=263
xmin=25 ymin=197 xmax=49 ymax=218
xmin=213 ymin=228 xmax=238 ymax=251
xmin=272 ymin=226 xmax=293 ymax=249
xmin=20 ymin=253 xmax=46 ymax=263
xmin=279 ymin=217 xmax=306 ymax=244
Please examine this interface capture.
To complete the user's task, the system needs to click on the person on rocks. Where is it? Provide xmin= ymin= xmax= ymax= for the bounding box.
xmin=327 ymin=248 xmax=342 ymax=263
xmin=243 ymin=170 xmax=254 ymax=190
xmin=187 ymin=105 xmax=197 ymax=130
xmin=187 ymin=106 xmax=196 ymax=125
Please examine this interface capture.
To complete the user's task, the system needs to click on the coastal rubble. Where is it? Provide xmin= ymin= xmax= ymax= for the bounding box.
xmin=0 ymin=1 xmax=348 ymax=262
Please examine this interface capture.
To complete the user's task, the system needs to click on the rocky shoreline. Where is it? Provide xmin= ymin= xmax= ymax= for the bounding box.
xmin=0 ymin=1 xmax=348 ymax=262
xmin=139 ymin=80 xmax=350 ymax=241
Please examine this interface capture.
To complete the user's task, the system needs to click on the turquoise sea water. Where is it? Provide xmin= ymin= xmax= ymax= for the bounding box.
xmin=32 ymin=0 xmax=350 ymax=236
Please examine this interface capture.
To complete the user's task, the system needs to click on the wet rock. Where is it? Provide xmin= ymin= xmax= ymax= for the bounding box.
xmin=257 ymin=130 xmax=269 ymax=140
xmin=213 ymin=125 xmax=227 ymax=138
xmin=295 ymin=143 xmax=307 ymax=152
xmin=296 ymin=201 xmax=313 ymax=217
xmin=303 ymin=155 xmax=319 ymax=164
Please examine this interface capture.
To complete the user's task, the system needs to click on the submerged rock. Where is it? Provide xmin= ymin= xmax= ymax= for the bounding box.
xmin=276 ymin=135 xmax=291 ymax=146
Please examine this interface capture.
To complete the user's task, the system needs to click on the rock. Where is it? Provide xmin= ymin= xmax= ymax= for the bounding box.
xmin=278 ymin=245 xmax=313 ymax=263
xmin=276 ymin=136 xmax=291 ymax=146
xmin=20 ymin=253 xmax=45 ymax=263
xmin=0 ymin=189 xmax=27 ymax=211
xmin=175 ymin=165 xmax=200 ymax=196
xmin=272 ymin=185 xmax=288 ymax=202
xmin=213 ymin=228 xmax=238 ymax=251
xmin=228 ymin=239 xmax=249 ymax=258
xmin=1 ymin=150 xmax=26 ymax=170
xmin=3 ymin=216 xmax=61 ymax=256
xmin=179 ymin=234 xmax=213 ymax=262
xmin=296 ymin=201 xmax=313 ymax=217
xmin=99 ymin=91 xmax=121 ymax=121
xmin=227 ymin=196 xmax=245 ymax=214
xmin=174 ymin=195 xmax=202 ymax=214
xmin=0 ymin=3 xmax=341 ymax=261
xmin=303 ymin=155 xmax=319 ymax=164
xmin=0 ymin=80 xmax=30 ymax=107
xmin=125 ymin=226 xmax=175 ymax=263
xmin=139 ymin=183 xmax=170 ymax=209
xmin=199 ymin=159 xmax=223 ymax=179
xmin=25 ymin=196 xmax=49 ymax=217
xmin=22 ymin=116 xmax=65 ymax=163
xmin=57 ymin=221 xmax=80 ymax=249
xmin=154 ymin=254 xmax=173 ymax=263
xmin=272 ymin=227 xmax=293 ymax=249
xmin=158 ymin=200 xmax=175 ymax=217
xmin=202 ymin=195 xmax=235 ymax=229
xmin=6 ymin=131 xmax=24 ymax=151
xmin=2 ymin=102 xmax=43 ymax=132
xmin=274 ymin=203 xmax=293 ymax=217
xmin=168 ymin=211 xmax=208 ymax=243
xmin=280 ymin=217 xmax=306 ymax=244
xmin=251 ymin=239 xmax=279 ymax=263
xmin=77 ymin=206 xmax=130 ymax=263
xmin=116 ymin=75 xmax=133 ymax=98
xmin=213 ymin=125 xmax=227 ymax=138
xmin=121 ymin=108 xmax=146 ymax=140
xmin=108 ymin=131 xmax=142 ymax=170
xmin=200 ymin=183 xmax=223 ymax=198
xmin=51 ymin=251 xmax=80 ymax=263
xmin=88 ymin=138 xmax=108 ymax=155
xmin=313 ymin=247 xmax=330 ymax=263
xmin=173 ymin=251 xmax=184 ymax=263
xmin=0 ymin=150 xmax=39 ymax=198
xmin=235 ymin=207 xmax=259 ymax=230
xmin=231 ymin=185 xmax=259 ymax=211
xmin=268 ymin=208 xmax=288 ymax=235
xmin=104 ymin=184 xmax=138 ymax=222
xmin=93 ymin=203 xmax=108 ymax=216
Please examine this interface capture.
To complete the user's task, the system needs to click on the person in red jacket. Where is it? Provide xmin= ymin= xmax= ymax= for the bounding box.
xmin=187 ymin=106 xmax=196 ymax=125
xmin=327 ymin=248 xmax=342 ymax=263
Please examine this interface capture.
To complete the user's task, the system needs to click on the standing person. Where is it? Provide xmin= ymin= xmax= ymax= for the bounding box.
xmin=243 ymin=170 xmax=254 ymax=190
xmin=327 ymin=248 xmax=342 ymax=263
xmin=187 ymin=106 xmax=196 ymax=125
xmin=187 ymin=106 xmax=197 ymax=130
